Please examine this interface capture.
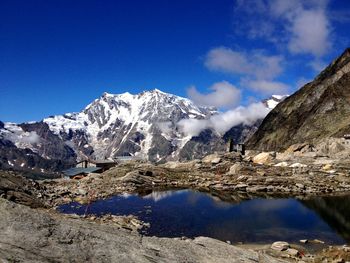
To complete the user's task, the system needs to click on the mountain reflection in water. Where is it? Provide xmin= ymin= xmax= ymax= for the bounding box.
xmin=300 ymin=195 xmax=350 ymax=242
xmin=58 ymin=190 xmax=350 ymax=245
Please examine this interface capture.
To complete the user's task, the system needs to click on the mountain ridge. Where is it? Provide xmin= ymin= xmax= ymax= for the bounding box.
xmin=0 ymin=90 xmax=285 ymax=172
xmin=247 ymin=48 xmax=350 ymax=151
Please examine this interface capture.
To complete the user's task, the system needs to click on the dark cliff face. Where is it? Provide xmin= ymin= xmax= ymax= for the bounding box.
xmin=300 ymin=195 xmax=350 ymax=243
xmin=19 ymin=122 xmax=76 ymax=163
xmin=179 ymin=129 xmax=225 ymax=161
xmin=0 ymin=137 xmax=73 ymax=173
xmin=0 ymin=121 xmax=76 ymax=173
xmin=247 ymin=48 xmax=350 ymax=151
xmin=223 ymin=120 xmax=262 ymax=144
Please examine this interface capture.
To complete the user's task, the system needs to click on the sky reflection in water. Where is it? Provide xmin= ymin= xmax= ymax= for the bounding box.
xmin=59 ymin=190 xmax=349 ymax=245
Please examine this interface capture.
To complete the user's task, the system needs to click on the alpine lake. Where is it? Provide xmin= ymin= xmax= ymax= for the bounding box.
xmin=58 ymin=188 xmax=350 ymax=248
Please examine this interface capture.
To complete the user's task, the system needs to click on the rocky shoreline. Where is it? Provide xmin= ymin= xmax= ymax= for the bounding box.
xmin=1 ymin=149 xmax=350 ymax=262
xmin=38 ymin=150 xmax=350 ymax=207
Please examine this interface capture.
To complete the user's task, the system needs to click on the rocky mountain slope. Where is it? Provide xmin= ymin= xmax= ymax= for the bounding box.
xmin=0 ymin=90 xmax=285 ymax=172
xmin=0 ymin=121 xmax=75 ymax=173
xmin=247 ymin=48 xmax=350 ymax=151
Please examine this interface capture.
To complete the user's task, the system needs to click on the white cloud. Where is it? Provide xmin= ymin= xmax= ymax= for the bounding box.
xmin=204 ymin=47 xmax=283 ymax=80
xmin=254 ymin=53 xmax=284 ymax=79
xmin=187 ymin=81 xmax=241 ymax=108
xmin=241 ymin=79 xmax=290 ymax=95
xmin=157 ymin=121 xmax=172 ymax=134
xmin=271 ymin=0 xmax=332 ymax=58
xmin=177 ymin=118 xmax=211 ymax=138
xmin=288 ymin=9 xmax=331 ymax=57
xmin=204 ymin=47 xmax=288 ymax=95
xmin=5 ymin=130 xmax=40 ymax=145
xmin=177 ymin=102 xmax=270 ymax=137
xmin=233 ymin=0 xmax=332 ymax=62
xmin=204 ymin=47 xmax=253 ymax=75
xmin=22 ymin=131 xmax=40 ymax=144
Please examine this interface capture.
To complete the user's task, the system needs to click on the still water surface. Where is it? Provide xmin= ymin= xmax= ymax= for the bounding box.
xmin=58 ymin=190 xmax=350 ymax=244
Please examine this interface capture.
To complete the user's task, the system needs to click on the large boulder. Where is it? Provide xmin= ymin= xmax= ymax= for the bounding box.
xmin=252 ymin=152 xmax=275 ymax=165
xmin=271 ymin=241 xmax=290 ymax=251
xmin=202 ymin=154 xmax=222 ymax=164
xmin=227 ymin=163 xmax=243 ymax=175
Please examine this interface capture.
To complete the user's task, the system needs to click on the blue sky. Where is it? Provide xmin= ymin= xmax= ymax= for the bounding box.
xmin=1 ymin=0 xmax=349 ymax=123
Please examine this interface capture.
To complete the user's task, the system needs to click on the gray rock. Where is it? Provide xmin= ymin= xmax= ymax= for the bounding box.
xmin=286 ymin=248 xmax=299 ymax=257
xmin=271 ymin=241 xmax=290 ymax=251
xmin=0 ymin=171 xmax=46 ymax=208
xmin=227 ymin=163 xmax=243 ymax=175
xmin=235 ymin=183 xmax=248 ymax=190
xmin=211 ymin=157 xmax=222 ymax=164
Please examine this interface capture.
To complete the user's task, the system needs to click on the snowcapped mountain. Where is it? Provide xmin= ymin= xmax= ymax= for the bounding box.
xmin=0 ymin=90 xmax=286 ymax=172
xmin=43 ymin=89 xmax=216 ymax=162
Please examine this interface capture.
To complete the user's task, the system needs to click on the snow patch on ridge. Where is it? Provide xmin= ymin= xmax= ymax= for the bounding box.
xmin=264 ymin=95 xmax=289 ymax=109
xmin=1 ymin=123 xmax=41 ymax=152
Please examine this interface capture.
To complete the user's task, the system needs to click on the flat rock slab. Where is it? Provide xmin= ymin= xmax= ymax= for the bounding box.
xmin=0 ymin=198 xmax=287 ymax=263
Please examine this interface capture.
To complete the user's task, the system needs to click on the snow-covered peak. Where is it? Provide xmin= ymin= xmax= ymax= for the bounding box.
xmin=271 ymin=95 xmax=288 ymax=100
xmin=44 ymin=89 xmax=214 ymax=138
xmin=263 ymin=94 xmax=289 ymax=109
xmin=40 ymin=89 xmax=219 ymax=160
xmin=43 ymin=90 xmax=286 ymax=143
xmin=2 ymin=89 xmax=290 ymax=166
xmin=147 ymin=88 xmax=167 ymax=95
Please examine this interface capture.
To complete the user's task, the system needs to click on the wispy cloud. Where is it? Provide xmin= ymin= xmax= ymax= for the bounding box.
xmin=308 ymin=59 xmax=327 ymax=72
xmin=241 ymin=79 xmax=289 ymax=95
xmin=175 ymin=81 xmax=268 ymax=137
xmin=234 ymin=0 xmax=333 ymax=70
xmin=204 ymin=47 xmax=283 ymax=80
xmin=187 ymin=81 xmax=241 ymax=108
xmin=177 ymin=102 xmax=270 ymax=137
xmin=204 ymin=47 xmax=288 ymax=95
xmin=180 ymin=0 xmax=342 ymax=138
xmin=288 ymin=9 xmax=331 ymax=57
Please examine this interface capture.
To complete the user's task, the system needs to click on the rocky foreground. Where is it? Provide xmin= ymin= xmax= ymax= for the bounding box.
xmin=1 ymin=197 xmax=291 ymax=263
xmin=1 ymin=146 xmax=350 ymax=262
xmin=39 ymin=144 xmax=350 ymax=207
